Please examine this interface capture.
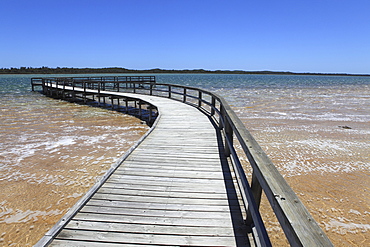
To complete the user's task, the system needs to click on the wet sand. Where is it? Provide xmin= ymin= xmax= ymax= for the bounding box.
xmin=0 ymin=99 xmax=149 ymax=246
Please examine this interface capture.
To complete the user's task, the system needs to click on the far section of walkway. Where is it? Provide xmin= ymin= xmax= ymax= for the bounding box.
xmin=47 ymin=92 xmax=249 ymax=246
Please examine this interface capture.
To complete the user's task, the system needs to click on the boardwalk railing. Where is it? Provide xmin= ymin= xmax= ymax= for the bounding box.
xmin=33 ymin=76 xmax=333 ymax=246
xmin=32 ymin=76 xmax=158 ymax=126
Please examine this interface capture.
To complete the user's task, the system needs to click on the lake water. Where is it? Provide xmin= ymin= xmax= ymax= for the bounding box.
xmin=0 ymin=74 xmax=369 ymax=246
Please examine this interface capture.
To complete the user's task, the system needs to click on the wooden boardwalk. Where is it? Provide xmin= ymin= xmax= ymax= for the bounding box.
xmin=37 ymin=92 xmax=250 ymax=246
xmin=34 ymin=77 xmax=333 ymax=246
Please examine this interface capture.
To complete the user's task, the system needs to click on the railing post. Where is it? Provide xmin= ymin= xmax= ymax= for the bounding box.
xmin=219 ymin=105 xmax=224 ymax=130
xmin=198 ymin=91 xmax=202 ymax=107
xmin=72 ymin=80 xmax=76 ymax=101
xmin=211 ymin=97 xmax=216 ymax=116
xmin=56 ymin=80 xmax=60 ymax=98
xmin=41 ymin=79 xmax=45 ymax=94
xmin=111 ymin=96 xmax=114 ymax=109
xmin=245 ymin=171 xmax=263 ymax=226
xmin=44 ymin=79 xmax=47 ymax=95
xmin=224 ymin=118 xmax=233 ymax=157
xmin=45 ymin=79 xmax=49 ymax=95
xmin=83 ymin=81 xmax=87 ymax=103
xmin=139 ymin=100 xmax=142 ymax=118
xmin=61 ymin=79 xmax=66 ymax=99
xmin=183 ymin=88 xmax=187 ymax=103
xmin=168 ymin=85 xmax=172 ymax=98
xmin=98 ymin=81 xmax=101 ymax=106
xmin=150 ymin=83 xmax=153 ymax=95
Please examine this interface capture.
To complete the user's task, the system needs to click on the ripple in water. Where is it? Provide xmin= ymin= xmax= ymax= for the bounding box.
xmin=0 ymin=91 xmax=149 ymax=246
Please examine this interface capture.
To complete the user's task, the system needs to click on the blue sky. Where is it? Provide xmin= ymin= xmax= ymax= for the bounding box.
xmin=1 ymin=0 xmax=369 ymax=74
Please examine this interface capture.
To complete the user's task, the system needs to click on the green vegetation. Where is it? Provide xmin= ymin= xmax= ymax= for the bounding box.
xmin=0 ymin=66 xmax=368 ymax=76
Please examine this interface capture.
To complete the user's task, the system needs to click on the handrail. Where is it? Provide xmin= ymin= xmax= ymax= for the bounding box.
xmin=36 ymin=77 xmax=333 ymax=246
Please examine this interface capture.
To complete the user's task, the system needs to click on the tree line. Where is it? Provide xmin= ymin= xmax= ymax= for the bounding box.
xmin=0 ymin=66 xmax=368 ymax=76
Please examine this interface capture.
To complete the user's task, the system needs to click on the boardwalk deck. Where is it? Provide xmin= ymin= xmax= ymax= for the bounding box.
xmin=34 ymin=78 xmax=333 ymax=246
xmin=37 ymin=91 xmax=250 ymax=246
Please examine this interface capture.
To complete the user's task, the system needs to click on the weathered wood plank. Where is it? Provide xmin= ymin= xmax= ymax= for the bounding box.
xmin=122 ymin=157 xmax=224 ymax=164
xmin=79 ymin=205 xmax=233 ymax=219
xmin=116 ymin=163 xmax=225 ymax=172
xmin=111 ymin=170 xmax=226 ymax=179
xmin=126 ymin=152 xmax=222 ymax=159
xmin=94 ymin=187 xmax=236 ymax=200
xmin=105 ymin=179 xmax=236 ymax=190
xmin=107 ymin=174 xmax=231 ymax=182
xmin=50 ymin=239 xmax=166 ymax=247
xmin=103 ymin=175 xmax=235 ymax=185
xmin=64 ymin=220 xmax=244 ymax=236
xmin=134 ymin=147 xmax=220 ymax=153
xmin=55 ymin=229 xmax=246 ymax=246
xmin=86 ymin=199 xmax=241 ymax=212
xmin=92 ymin=193 xmax=239 ymax=206
xmin=101 ymin=183 xmax=233 ymax=193
xmin=72 ymin=212 xmax=241 ymax=227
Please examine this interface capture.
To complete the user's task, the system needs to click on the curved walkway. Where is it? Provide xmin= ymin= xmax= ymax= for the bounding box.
xmin=37 ymin=92 xmax=249 ymax=246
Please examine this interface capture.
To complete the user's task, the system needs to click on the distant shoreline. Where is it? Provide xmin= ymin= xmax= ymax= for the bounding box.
xmin=1 ymin=67 xmax=369 ymax=77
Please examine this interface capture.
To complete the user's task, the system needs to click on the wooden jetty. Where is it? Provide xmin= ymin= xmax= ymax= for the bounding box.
xmin=32 ymin=77 xmax=333 ymax=246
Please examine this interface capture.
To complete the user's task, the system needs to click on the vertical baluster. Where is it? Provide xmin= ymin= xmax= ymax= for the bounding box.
xmin=246 ymin=171 xmax=263 ymax=226
xmin=198 ymin=91 xmax=202 ymax=107
xmin=211 ymin=97 xmax=216 ymax=116
xmin=98 ymin=81 xmax=101 ymax=106
xmin=83 ymin=81 xmax=87 ymax=103
xmin=224 ymin=118 xmax=233 ymax=157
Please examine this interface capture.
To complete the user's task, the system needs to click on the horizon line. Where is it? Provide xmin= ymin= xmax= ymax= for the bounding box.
xmin=1 ymin=66 xmax=369 ymax=76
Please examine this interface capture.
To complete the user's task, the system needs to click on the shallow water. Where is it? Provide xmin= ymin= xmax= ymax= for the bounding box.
xmin=230 ymin=87 xmax=369 ymax=246
xmin=0 ymin=76 xmax=149 ymax=245
xmin=209 ymin=76 xmax=369 ymax=246
xmin=0 ymin=74 xmax=369 ymax=246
